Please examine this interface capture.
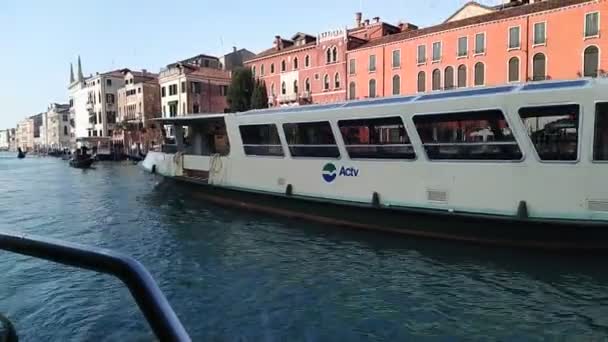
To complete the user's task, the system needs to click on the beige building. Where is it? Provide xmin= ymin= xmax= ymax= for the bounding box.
xmin=114 ymin=69 xmax=161 ymax=156
xmin=84 ymin=70 xmax=125 ymax=138
xmin=159 ymin=54 xmax=231 ymax=137
xmin=44 ymin=103 xmax=72 ymax=150
xmin=16 ymin=117 xmax=34 ymax=151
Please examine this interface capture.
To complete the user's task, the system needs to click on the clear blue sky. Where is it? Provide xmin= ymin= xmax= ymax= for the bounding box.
xmin=0 ymin=0 xmax=501 ymax=129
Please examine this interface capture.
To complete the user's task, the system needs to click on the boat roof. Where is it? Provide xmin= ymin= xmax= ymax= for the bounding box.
xmin=154 ymin=78 xmax=596 ymax=123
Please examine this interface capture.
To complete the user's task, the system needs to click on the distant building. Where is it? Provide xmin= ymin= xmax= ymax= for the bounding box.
xmin=32 ymin=113 xmax=44 ymax=151
xmin=84 ymin=70 xmax=125 ymax=138
xmin=44 ymin=103 xmax=72 ymax=150
xmin=68 ymin=56 xmax=90 ymax=139
xmin=114 ymin=68 xmax=162 ymax=156
xmin=159 ymin=54 xmax=231 ymax=136
xmin=220 ymin=47 xmax=255 ymax=71
xmin=16 ymin=117 xmax=34 ymax=151
xmin=8 ymin=128 xmax=16 ymax=152
xmin=0 ymin=130 xmax=8 ymax=151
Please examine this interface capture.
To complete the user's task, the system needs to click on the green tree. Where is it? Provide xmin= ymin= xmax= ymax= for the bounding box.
xmin=251 ymin=79 xmax=269 ymax=109
xmin=227 ymin=68 xmax=254 ymax=112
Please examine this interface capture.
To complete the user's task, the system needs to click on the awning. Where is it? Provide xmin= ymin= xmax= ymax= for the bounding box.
xmin=153 ymin=113 xmax=229 ymax=124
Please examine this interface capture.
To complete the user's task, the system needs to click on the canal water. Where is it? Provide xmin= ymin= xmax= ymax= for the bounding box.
xmin=0 ymin=152 xmax=607 ymax=341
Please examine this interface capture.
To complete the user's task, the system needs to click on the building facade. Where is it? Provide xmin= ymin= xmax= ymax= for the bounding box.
xmin=44 ymin=103 xmax=72 ymax=150
xmin=347 ymin=0 xmax=606 ymax=99
xmin=0 ymin=130 xmax=8 ymax=151
xmin=159 ymin=54 xmax=231 ymax=136
xmin=114 ymin=69 xmax=162 ymax=156
xmin=84 ymin=71 xmax=125 ymax=138
xmin=220 ymin=47 xmax=255 ymax=71
xmin=8 ymin=129 xmax=16 ymax=152
xmin=69 ymin=56 xmax=90 ymax=139
xmin=15 ymin=117 xmax=34 ymax=151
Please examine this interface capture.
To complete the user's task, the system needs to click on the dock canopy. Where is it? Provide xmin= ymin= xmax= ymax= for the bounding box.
xmin=153 ymin=113 xmax=228 ymax=125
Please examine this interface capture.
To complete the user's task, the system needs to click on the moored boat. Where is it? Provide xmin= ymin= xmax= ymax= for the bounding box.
xmin=17 ymin=148 xmax=25 ymax=159
xmin=142 ymin=79 xmax=608 ymax=251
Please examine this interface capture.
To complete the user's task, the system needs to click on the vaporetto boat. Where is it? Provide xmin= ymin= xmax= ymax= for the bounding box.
xmin=142 ymin=78 xmax=608 ymax=251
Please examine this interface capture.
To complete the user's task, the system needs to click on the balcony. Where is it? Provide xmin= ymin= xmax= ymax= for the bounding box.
xmin=278 ymin=93 xmax=298 ymax=103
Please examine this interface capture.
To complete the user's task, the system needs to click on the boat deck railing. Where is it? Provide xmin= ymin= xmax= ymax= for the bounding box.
xmin=0 ymin=231 xmax=191 ymax=342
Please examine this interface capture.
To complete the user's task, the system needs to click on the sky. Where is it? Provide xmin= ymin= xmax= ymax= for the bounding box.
xmin=0 ymin=0 xmax=502 ymax=129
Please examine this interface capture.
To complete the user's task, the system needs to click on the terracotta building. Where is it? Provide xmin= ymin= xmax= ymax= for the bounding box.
xmin=114 ymin=69 xmax=162 ymax=157
xmin=348 ymin=0 xmax=605 ymax=99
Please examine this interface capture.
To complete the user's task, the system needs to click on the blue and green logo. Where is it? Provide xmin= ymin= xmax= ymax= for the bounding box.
xmin=322 ymin=163 xmax=337 ymax=183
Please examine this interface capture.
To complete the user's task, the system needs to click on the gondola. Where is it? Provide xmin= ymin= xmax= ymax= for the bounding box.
xmin=69 ymin=146 xmax=95 ymax=169
xmin=17 ymin=148 xmax=25 ymax=159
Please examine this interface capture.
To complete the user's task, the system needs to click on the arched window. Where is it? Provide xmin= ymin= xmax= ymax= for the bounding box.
xmin=334 ymin=73 xmax=341 ymax=89
xmin=260 ymin=64 xmax=265 ymax=76
xmin=293 ymin=57 xmax=299 ymax=70
xmin=270 ymin=63 xmax=275 ymax=74
xmin=252 ymin=66 xmax=256 ymax=77
xmin=584 ymin=45 xmax=599 ymax=77
xmin=281 ymin=60 xmax=286 ymax=72
xmin=326 ymin=49 xmax=332 ymax=64
xmin=417 ymin=71 xmax=426 ymax=92
xmin=532 ymin=53 xmax=546 ymax=81
xmin=349 ymin=81 xmax=356 ymax=100
xmin=392 ymin=75 xmax=400 ymax=95
xmin=369 ymin=79 xmax=376 ymax=98
xmin=432 ymin=69 xmax=441 ymax=90
xmin=281 ymin=81 xmax=286 ymax=95
xmin=293 ymin=80 xmax=298 ymax=94
xmin=508 ymin=57 xmax=520 ymax=82
xmin=332 ymin=46 xmax=338 ymax=62
xmin=305 ymin=55 xmax=310 ymax=68
xmin=270 ymin=83 xmax=275 ymax=96
xmin=474 ymin=62 xmax=485 ymax=85
xmin=457 ymin=65 xmax=467 ymax=87
xmin=305 ymin=78 xmax=311 ymax=92
xmin=323 ymin=74 xmax=330 ymax=90
xmin=63 ymin=126 xmax=68 ymax=136
xmin=444 ymin=66 xmax=454 ymax=90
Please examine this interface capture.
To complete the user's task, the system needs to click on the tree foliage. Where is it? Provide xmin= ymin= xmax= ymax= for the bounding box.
xmin=251 ymin=80 xmax=269 ymax=110
xmin=227 ymin=68 xmax=254 ymax=112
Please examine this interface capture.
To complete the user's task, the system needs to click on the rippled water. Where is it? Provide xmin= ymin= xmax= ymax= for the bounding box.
xmin=0 ymin=152 xmax=608 ymax=341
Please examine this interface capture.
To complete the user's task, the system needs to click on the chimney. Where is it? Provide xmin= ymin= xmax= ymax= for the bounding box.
xmin=364 ymin=19 xmax=370 ymax=26
xmin=274 ymin=35 xmax=282 ymax=50
xmin=233 ymin=46 xmax=237 ymax=53
xmin=398 ymin=22 xmax=418 ymax=32
xmin=373 ymin=16 xmax=380 ymax=23
xmin=142 ymin=69 xmax=147 ymax=75
xmin=355 ymin=12 xmax=362 ymax=27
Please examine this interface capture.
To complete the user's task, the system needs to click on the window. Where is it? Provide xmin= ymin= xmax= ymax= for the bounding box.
xmin=106 ymin=93 xmax=115 ymax=104
xmin=281 ymin=60 xmax=286 ymax=72
xmin=509 ymin=27 xmax=521 ymax=49
xmin=585 ymin=12 xmax=600 ymax=38
xmin=338 ymin=117 xmax=415 ymax=159
xmin=349 ymin=82 xmax=356 ymax=100
xmin=169 ymin=102 xmax=177 ymax=117
xmin=252 ymin=66 xmax=256 ymax=77
xmin=417 ymin=71 xmax=426 ymax=92
xmin=369 ymin=55 xmax=376 ymax=72
xmin=532 ymin=53 xmax=546 ymax=81
xmin=219 ymin=85 xmax=228 ymax=96
xmin=583 ymin=45 xmax=599 ymax=77
xmin=107 ymin=111 xmax=116 ymax=124
xmin=270 ymin=83 xmax=275 ymax=96
xmin=62 ymin=114 xmax=68 ymax=122
xmin=474 ymin=62 xmax=485 ymax=86
xmin=432 ymin=69 xmax=441 ymax=90
xmin=392 ymin=50 xmax=400 ymax=68
xmin=368 ymin=79 xmax=376 ymax=98
xmin=293 ymin=80 xmax=298 ymax=94
xmin=332 ymin=47 xmax=338 ymax=62
xmin=457 ymin=65 xmax=467 ymax=87
xmin=594 ymin=102 xmax=608 ymax=160
xmin=108 ymin=129 xmax=113 ymax=137
xmin=326 ymin=48 xmax=332 ymax=64
xmin=169 ymin=84 xmax=177 ymax=95
xmin=270 ymin=63 xmax=275 ymax=73
xmin=417 ymin=45 xmax=426 ymax=64
xmin=334 ymin=73 xmax=341 ymax=89
xmin=106 ymin=79 xmax=112 ymax=87
xmin=181 ymin=81 xmax=186 ymax=93
xmin=475 ymin=33 xmax=485 ymax=54
xmin=458 ymin=37 xmax=468 ymax=57
xmin=508 ymin=57 xmax=520 ymax=82
xmin=261 ymin=64 xmax=265 ymax=76
xmin=392 ymin=75 xmax=400 ymax=95
xmin=93 ymin=130 xmax=97 ymax=137
xmin=281 ymin=81 xmax=286 ymax=95
xmin=534 ymin=22 xmax=546 ymax=45
xmin=191 ymin=81 xmax=202 ymax=94
xmin=138 ymin=87 xmax=141 ymax=94
xmin=444 ymin=66 xmax=454 ymax=90
xmin=282 ymin=121 xmax=340 ymax=158
xmin=63 ymin=126 xmax=68 ymax=136
xmin=519 ymin=104 xmax=579 ymax=161
xmin=239 ymin=124 xmax=284 ymax=156
xmin=349 ymin=59 xmax=356 ymax=75
xmin=305 ymin=55 xmax=310 ymax=68
xmin=305 ymin=78 xmax=311 ymax=92
xmin=414 ymin=110 xmax=522 ymax=160
xmin=432 ymin=42 xmax=442 ymax=61
xmin=293 ymin=57 xmax=299 ymax=70
xmin=323 ymin=74 xmax=330 ymax=90
xmin=193 ymin=104 xmax=200 ymax=113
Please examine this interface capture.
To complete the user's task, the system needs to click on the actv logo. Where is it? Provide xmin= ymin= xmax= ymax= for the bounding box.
xmin=322 ymin=163 xmax=359 ymax=183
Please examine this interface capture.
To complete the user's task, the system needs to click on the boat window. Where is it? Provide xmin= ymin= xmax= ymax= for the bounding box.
xmin=413 ymin=110 xmax=522 ymax=161
xmin=239 ymin=124 xmax=284 ymax=157
xmin=338 ymin=117 xmax=415 ymax=160
xmin=282 ymin=121 xmax=340 ymax=158
xmin=594 ymin=102 xmax=608 ymax=161
xmin=519 ymin=104 xmax=579 ymax=161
